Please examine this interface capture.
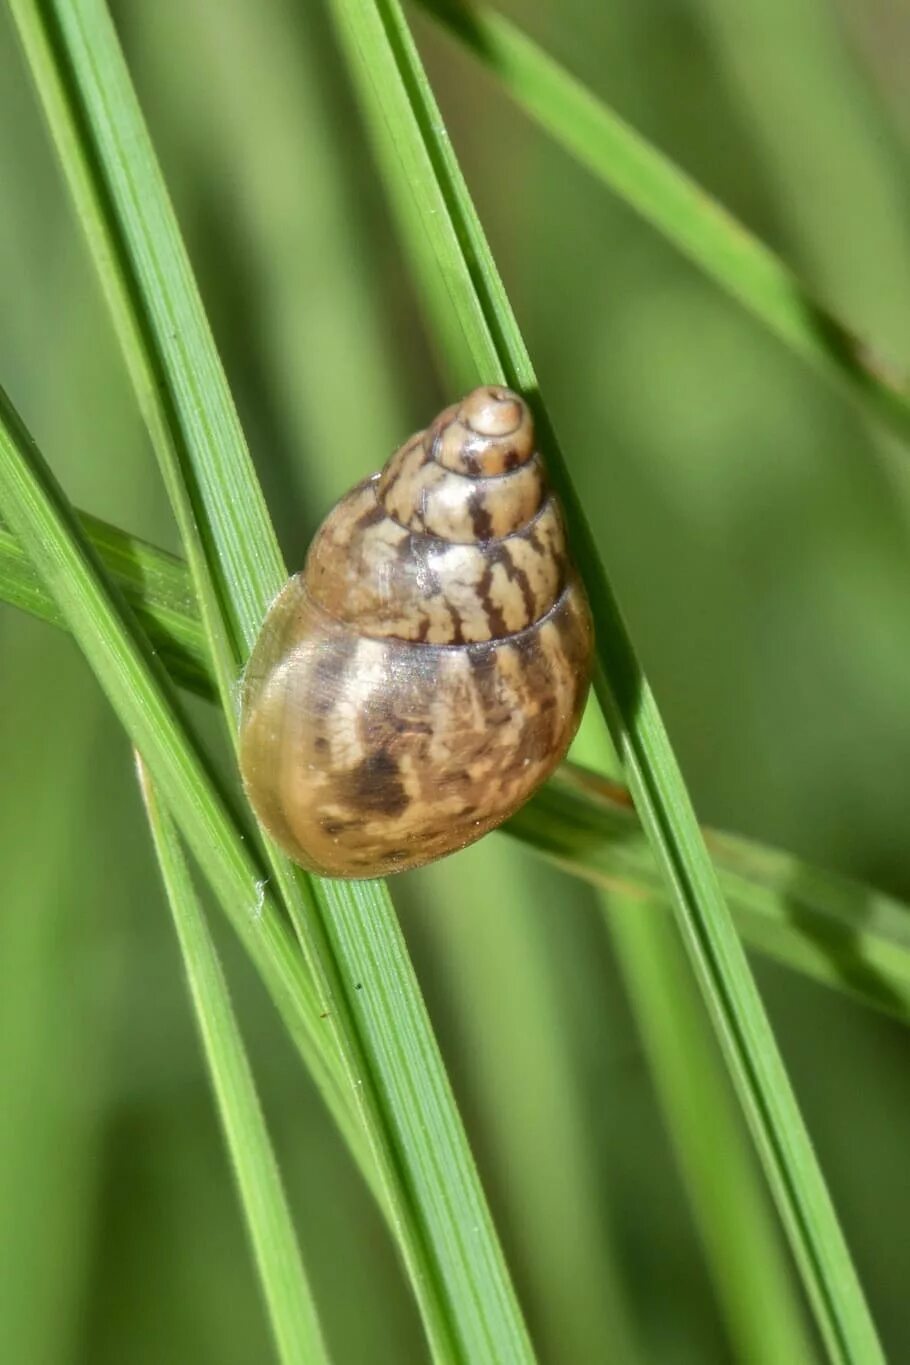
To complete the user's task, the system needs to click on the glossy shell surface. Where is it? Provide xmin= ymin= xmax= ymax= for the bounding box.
xmin=239 ymin=387 xmax=593 ymax=877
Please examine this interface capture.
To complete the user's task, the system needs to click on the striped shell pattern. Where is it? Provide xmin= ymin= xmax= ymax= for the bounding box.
xmin=239 ymin=387 xmax=593 ymax=878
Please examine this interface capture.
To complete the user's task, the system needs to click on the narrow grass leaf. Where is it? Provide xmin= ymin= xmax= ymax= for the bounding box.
xmin=689 ymin=0 xmax=910 ymax=356
xmin=4 ymin=511 xmax=910 ymax=1026
xmin=137 ymin=756 xmax=330 ymax=1365
xmin=11 ymin=4 xmax=534 ymax=1357
xmin=7 ymin=0 xmax=242 ymax=710
xmin=414 ymin=845 xmax=646 ymax=1363
xmin=514 ymin=766 xmax=910 ymax=1026
xmin=417 ymin=0 xmax=910 ymax=450
xmin=0 ymin=704 xmax=115 ymax=1365
xmin=573 ymin=721 xmax=814 ymax=1365
xmin=8 ymin=0 xmax=326 ymax=1085
xmin=609 ymin=895 xmax=816 ymax=1363
xmin=325 ymin=1 xmax=884 ymax=1358
xmin=313 ymin=873 xmax=536 ymax=1364
xmin=0 ymin=513 xmax=213 ymax=699
xmin=0 ymin=384 xmax=376 ymax=1202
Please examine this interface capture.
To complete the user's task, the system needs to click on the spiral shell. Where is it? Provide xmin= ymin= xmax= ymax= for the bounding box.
xmin=239 ymin=387 xmax=593 ymax=878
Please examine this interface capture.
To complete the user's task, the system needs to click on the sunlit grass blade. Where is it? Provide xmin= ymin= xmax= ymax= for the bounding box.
xmin=144 ymin=0 xmax=410 ymax=507
xmin=608 ymin=896 xmax=815 ymax=1362
xmin=11 ymin=3 xmax=535 ymax=1356
xmin=4 ymin=508 xmax=910 ymax=1026
xmin=313 ymin=875 xmax=538 ymax=1364
xmin=7 ymin=0 xmax=239 ymax=711
xmin=572 ymin=719 xmax=814 ymax=1364
xmin=5 ymin=0 xmax=305 ymax=684
xmin=417 ymin=0 xmax=910 ymax=449
xmin=326 ymin=1 xmax=884 ymax=1358
xmin=136 ymin=756 xmax=330 ymax=1365
xmin=0 ymin=383 xmax=376 ymax=1203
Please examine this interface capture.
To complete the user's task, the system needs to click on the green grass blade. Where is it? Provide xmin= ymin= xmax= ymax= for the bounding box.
xmin=11 ymin=4 xmax=534 ymax=1356
xmin=413 ymin=845 xmax=645 ymax=1363
xmin=690 ymin=0 xmax=910 ymax=356
xmin=7 ymin=0 xmax=308 ymax=667
xmin=0 ymin=384 xmax=376 ymax=1204
xmin=142 ymin=0 xmax=410 ymax=510
xmin=4 ymin=510 xmax=910 ymax=1026
xmin=417 ymin=0 xmax=910 ymax=449
xmin=0 ymin=701 xmax=117 ymax=1365
xmin=325 ymin=1 xmax=883 ymax=1358
xmin=609 ymin=897 xmax=815 ymax=1362
xmin=513 ymin=766 xmax=910 ymax=1026
xmin=6 ymin=0 xmax=243 ymax=712
xmin=313 ymin=875 xmax=535 ymax=1363
xmin=137 ymin=756 xmax=330 ymax=1365
xmin=572 ymin=719 xmax=814 ymax=1364
xmin=0 ymin=512 xmax=213 ymax=699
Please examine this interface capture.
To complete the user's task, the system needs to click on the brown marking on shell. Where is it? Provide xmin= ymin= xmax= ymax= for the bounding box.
xmin=305 ymin=480 xmax=568 ymax=644
xmin=239 ymin=577 xmax=592 ymax=877
xmin=374 ymin=384 xmax=543 ymax=541
xmin=430 ymin=386 xmax=535 ymax=477
xmin=378 ymin=441 xmax=546 ymax=542
xmin=238 ymin=386 xmax=594 ymax=878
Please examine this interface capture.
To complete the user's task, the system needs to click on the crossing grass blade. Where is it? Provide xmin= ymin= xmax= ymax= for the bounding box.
xmin=416 ymin=0 xmax=910 ymax=451
xmin=4 ymin=508 xmax=910 ymax=1025
xmin=325 ymin=0 xmax=884 ymax=1358
xmin=571 ymin=718 xmax=814 ymax=1365
xmin=137 ymin=756 xmax=330 ymax=1365
xmin=514 ymin=766 xmax=910 ymax=1027
xmin=9 ymin=2 xmax=534 ymax=1357
xmin=0 ymin=512 xmax=214 ymax=699
xmin=606 ymin=893 xmax=816 ymax=1363
xmin=0 ymin=382 xmax=380 ymax=1199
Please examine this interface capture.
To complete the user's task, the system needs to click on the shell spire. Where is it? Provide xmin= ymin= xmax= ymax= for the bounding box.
xmin=305 ymin=387 xmax=567 ymax=645
xmin=239 ymin=387 xmax=593 ymax=878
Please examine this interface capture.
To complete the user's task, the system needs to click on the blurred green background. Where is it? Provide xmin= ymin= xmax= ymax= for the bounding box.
xmin=1 ymin=0 xmax=909 ymax=1360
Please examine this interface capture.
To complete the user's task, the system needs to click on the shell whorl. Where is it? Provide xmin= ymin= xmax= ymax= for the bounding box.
xmin=304 ymin=387 xmax=568 ymax=645
xmin=239 ymin=386 xmax=593 ymax=879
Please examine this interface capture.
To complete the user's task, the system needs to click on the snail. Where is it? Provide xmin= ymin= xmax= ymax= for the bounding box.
xmin=239 ymin=386 xmax=593 ymax=878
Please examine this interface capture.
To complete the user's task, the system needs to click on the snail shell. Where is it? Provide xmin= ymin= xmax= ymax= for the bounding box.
xmin=239 ymin=387 xmax=593 ymax=878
